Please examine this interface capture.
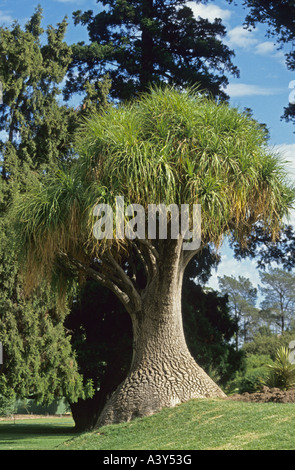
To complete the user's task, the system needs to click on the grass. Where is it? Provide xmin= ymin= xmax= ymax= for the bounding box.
xmin=0 ymin=416 xmax=76 ymax=450
xmin=1 ymin=398 xmax=295 ymax=450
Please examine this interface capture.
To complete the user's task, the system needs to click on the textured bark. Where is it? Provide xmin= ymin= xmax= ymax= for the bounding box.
xmin=94 ymin=240 xmax=226 ymax=428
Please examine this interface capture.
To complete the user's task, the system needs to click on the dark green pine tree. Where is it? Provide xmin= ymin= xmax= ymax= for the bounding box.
xmin=0 ymin=5 xmax=111 ymax=189
xmin=64 ymin=0 xmax=239 ymax=102
xmin=0 ymin=7 xmax=72 ymax=185
xmin=0 ymin=7 xmax=111 ymax=409
xmin=0 ymin=220 xmax=93 ymax=407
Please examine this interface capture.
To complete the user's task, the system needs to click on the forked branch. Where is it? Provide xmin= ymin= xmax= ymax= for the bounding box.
xmin=57 ymin=250 xmax=141 ymax=314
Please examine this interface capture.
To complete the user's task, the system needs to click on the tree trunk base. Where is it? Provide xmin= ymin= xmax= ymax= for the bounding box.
xmin=95 ymin=354 xmax=226 ymax=428
xmin=92 ymin=239 xmax=227 ymax=429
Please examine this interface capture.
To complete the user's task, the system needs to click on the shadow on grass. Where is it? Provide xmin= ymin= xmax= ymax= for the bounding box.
xmin=0 ymin=418 xmax=79 ymax=449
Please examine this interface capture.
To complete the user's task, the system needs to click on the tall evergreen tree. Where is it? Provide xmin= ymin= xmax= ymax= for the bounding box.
xmin=64 ymin=0 xmax=239 ymax=101
xmin=0 ymin=5 xmax=111 ymax=189
xmin=218 ymin=275 xmax=258 ymax=347
xmin=259 ymin=268 xmax=295 ymax=334
xmin=0 ymin=7 xmax=108 ymax=408
xmin=0 ymin=6 xmax=73 ymax=186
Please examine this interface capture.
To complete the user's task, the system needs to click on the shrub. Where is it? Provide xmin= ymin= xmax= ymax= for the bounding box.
xmin=265 ymin=346 xmax=295 ymax=391
xmin=242 ymin=331 xmax=295 ymax=360
xmin=0 ymin=394 xmax=16 ymax=417
xmin=225 ymin=354 xmax=272 ymax=394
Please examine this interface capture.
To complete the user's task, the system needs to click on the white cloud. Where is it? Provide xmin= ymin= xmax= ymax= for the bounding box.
xmin=226 ymin=26 xmax=285 ymax=65
xmin=271 ymin=144 xmax=295 ymax=227
xmin=0 ymin=10 xmax=14 ymax=25
xmin=225 ymin=83 xmax=284 ymax=98
xmin=186 ymin=2 xmax=232 ymax=23
xmin=255 ymin=42 xmax=277 ymax=55
xmin=254 ymin=41 xmax=285 ymax=64
xmin=207 ymin=243 xmax=261 ymax=292
xmin=272 ymin=143 xmax=295 ymax=178
xmin=227 ymin=25 xmax=258 ymax=48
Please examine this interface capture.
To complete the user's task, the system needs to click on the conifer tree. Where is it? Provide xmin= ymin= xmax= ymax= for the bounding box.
xmin=0 ymin=7 xmax=106 ymax=407
xmin=64 ymin=0 xmax=239 ymax=101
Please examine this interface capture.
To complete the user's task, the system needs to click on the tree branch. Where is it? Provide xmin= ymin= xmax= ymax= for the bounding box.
xmin=102 ymin=251 xmax=142 ymax=312
xmin=133 ymin=241 xmax=149 ymax=284
xmin=181 ymin=245 xmax=203 ymax=270
xmin=57 ymin=250 xmax=140 ymax=314
xmin=136 ymin=239 xmax=159 ymax=283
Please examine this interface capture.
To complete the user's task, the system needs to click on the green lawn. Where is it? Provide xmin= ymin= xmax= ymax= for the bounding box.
xmin=1 ymin=399 xmax=295 ymax=450
xmin=0 ymin=416 xmax=76 ymax=450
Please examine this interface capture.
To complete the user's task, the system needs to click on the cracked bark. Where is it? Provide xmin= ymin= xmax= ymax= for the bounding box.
xmin=93 ymin=239 xmax=226 ymax=428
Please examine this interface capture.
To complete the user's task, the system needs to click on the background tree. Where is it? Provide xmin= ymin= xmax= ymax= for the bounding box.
xmin=64 ymin=0 xmax=239 ymax=101
xmin=0 ymin=175 xmax=93 ymax=408
xmin=218 ymin=275 xmax=258 ymax=348
xmin=0 ymin=7 xmax=110 ymax=409
xmin=13 ymin=86 xmax=294 ymax=428
xmin=0 ymin=5 xmax=112 ymax=189
xmin=0 ymin=6 xmax=74 ymax=186
xmin=242 ymin=329 xmax=295 ymax=360
xmin=231 ymin=223 xmax=295 ymax=272
xmin=259 ymin=268 xmax=295 ymax=334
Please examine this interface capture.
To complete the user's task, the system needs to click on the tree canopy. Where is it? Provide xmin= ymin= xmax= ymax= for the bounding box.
xmin=64 ymin=0 xmax=239 ymax=101
xmin=11 ymin=86 xmax=295 ymax=427
xmin=13 ymin=85 xmax=295 ymax=313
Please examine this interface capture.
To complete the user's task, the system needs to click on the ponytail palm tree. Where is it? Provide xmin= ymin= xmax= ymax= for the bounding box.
xmin=13 ymin=87 xmax=295 ymax=428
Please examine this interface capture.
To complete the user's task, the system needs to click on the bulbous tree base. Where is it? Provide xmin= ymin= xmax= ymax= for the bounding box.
xmin=95 ymin=349 xmax=226 ymax=428
xmin=93 ymin=239 xmax=228 ymax=429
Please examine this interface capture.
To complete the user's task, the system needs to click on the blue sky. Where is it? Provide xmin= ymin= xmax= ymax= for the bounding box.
xmin=0 ymin=0 xmax=294 ymax=299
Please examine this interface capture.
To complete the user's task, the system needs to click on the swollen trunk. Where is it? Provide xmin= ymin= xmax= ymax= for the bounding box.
xmin=95 ymin=243 xmax=226 ymax=428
